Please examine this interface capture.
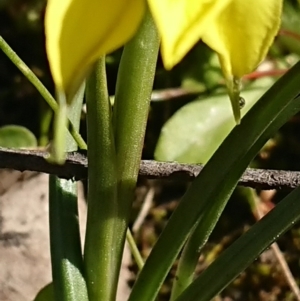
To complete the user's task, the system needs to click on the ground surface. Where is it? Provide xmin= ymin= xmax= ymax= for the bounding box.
xmin=0 ymin=170 xmax=131 ymax=301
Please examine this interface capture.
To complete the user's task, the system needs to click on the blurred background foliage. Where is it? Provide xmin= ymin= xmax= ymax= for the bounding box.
xmin=1 ymin=1 xmax=300 ymax=300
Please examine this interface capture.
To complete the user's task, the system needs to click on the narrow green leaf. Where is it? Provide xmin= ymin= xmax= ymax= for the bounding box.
xmin=170 ymin=193 xmax=226 ymax=300
xmin=176 ymin=185 xmax=300 ymax=301
xmin=128 ymin=61 xmax=300 ymax=301
xmin=49 ymin=84 xmax=88 ymax=301
xmin=49 ymin=176 xmax=88 ymax=301
xmin=169 ymin=82 xmax=274 ymax=300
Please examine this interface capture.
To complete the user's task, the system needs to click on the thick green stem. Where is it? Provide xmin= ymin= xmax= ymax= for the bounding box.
xmin=0 ymin=36 xmax=86 ymax=150
xmin=112 ymin=5 xmax=160 ymax=272
xmin=49 ymin=84 xmax=88 ymax=301
xmin=84 ymin=58 xmax=119 ymax=301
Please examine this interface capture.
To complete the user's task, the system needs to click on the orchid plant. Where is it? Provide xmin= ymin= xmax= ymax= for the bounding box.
xmin=2 ymin=0 xmax=300 ymax=301
xmin=42 ymin=1 xmax=300 ymax=301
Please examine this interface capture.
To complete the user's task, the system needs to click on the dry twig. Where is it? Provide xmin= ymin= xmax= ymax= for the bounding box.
xmin=1 ymin=147 xmax=300 ymax=189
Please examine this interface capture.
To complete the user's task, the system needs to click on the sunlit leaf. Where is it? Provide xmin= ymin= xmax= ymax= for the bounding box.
xmin=45 ymin=0 xmax=145 ymax=99
xmin=155 ymin=85 xmax=272 ymax=164
xmin=0 ymin=125 xmax=37 ymax=148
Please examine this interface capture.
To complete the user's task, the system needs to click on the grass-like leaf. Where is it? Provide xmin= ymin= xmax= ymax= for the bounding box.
xmin=128 ymin=61 xmax=300 ymax=301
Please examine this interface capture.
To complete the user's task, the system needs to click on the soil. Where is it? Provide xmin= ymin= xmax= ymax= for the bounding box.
xmin=0 ymin=170 xmax=131 ymax=301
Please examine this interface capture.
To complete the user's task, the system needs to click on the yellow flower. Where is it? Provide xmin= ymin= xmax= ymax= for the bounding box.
xmin=45 ymin=0 xmax=282 ymax=121
xmin=45 ymin=0 xmax=145 ymax=100
xmin=148 ymin=0 xmax=282 ymax=122
xmin=201 ymin=0 xmax=283 ymax=122
xmin=147 ymin=0 xmax=232 ymax=70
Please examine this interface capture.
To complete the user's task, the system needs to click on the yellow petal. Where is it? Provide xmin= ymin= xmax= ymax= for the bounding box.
xmin=202 ymin=0 xmax=283 ymax=79
xmin=148 ymin=0 xmax=232 ymax=70
xmin=202 ymin=0 xmax=282 ymax=123
xmin=45 ymin=0 xmax=145 ymax=100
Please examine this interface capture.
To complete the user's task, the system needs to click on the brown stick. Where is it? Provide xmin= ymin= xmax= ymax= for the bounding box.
xmin=0 ymin=147 xmax=299 ymax=189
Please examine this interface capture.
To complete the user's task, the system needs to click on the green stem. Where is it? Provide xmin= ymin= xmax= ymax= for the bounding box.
xmin=51 ymin=91 xmax=68 ymax=163
xmin=49 ymin=84 xmax=88 ymax=301
xmin=39 ymin=105 xmax=53 ymax=146
xmin=127 ymin=229 xmax=144 ymax=270
xmin=112 ymin=4 xmax=160 ymax=275
xmin=0 ymin=35 xmax=86 ymax=150
xmin=84 ymin=58 xmax=118 ymax=301
xmin=227 ymin=76 xmax=242 ymax=124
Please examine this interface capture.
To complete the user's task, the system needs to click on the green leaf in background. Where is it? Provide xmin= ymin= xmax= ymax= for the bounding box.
xmin=279 ymin=0 xmax=300 ymax=57
xmin=176 ymin=43 xmax=223 ymax=92
xmin=155 ymin=84 xmax=271 ymax=164
xmin=0 ymin=125 xmax=37 ymax=148
xmin=33 ymin=283 xmax=54 ymax=301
